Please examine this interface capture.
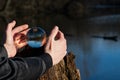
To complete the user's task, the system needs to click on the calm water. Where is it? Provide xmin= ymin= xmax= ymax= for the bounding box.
xmin=65 ymin=15 xmax=120 ymax=80
xmin=67 ymin=35 xmax=120 ymax=80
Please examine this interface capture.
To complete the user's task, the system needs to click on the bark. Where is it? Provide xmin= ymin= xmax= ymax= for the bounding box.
xmin=39 ymin=52 xmax=81 ymax=80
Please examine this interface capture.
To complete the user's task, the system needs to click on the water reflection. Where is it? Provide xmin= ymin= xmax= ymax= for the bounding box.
xmin=67 ymin=35 xmax=120 ymax=80
xmin=67 ymin=15 xmax=120 ymax=80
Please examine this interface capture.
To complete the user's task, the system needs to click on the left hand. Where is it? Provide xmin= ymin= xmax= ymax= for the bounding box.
xmin=4 ymin=20 xmax=29 ymax=58
xmin=45 ymin=26 xmax=67 ymax=65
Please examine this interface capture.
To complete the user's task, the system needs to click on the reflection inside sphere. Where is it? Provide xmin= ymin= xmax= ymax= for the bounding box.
xmin=27 ymin=27 xmax=46 ymax=48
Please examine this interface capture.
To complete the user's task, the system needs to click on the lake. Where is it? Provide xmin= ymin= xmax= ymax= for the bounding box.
xmin=67 ymin=35 xmax=120 ymax=80
xmin=66 ymin=15 xmax=120 ymax=80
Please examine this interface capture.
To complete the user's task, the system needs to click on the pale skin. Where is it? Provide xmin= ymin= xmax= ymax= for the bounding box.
xmin=4 ymin=20 xmax=67 ymax=65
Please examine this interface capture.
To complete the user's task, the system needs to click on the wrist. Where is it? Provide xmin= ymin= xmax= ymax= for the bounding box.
xmin=45 ymin=52 xmax=56 ymax=65
xmin=40 ymin=53 xmax=53 ymax=69
xmin=4 ymin=44 xmax=16 ymax=58
xmin=4 ymin=44 xmax=11 ymax=57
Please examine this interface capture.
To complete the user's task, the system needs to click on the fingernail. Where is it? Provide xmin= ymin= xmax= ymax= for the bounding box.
xmin=9 ymin=20 xmax=15 ymax=24
xmin=24 ymin=24 xmax=29 ymax=27
xmin=55 ymin=26 xmax=59 ymax=30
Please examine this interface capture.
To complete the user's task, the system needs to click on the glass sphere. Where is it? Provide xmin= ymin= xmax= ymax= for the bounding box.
xmin=27 ymin=27 xmax=46 ymax=48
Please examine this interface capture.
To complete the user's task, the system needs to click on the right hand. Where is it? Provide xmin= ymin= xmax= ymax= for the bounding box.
xmin=4 ymin=21 xmax=29 ymax=57
xmin=45 ymin=26 xmax=67 ymax=65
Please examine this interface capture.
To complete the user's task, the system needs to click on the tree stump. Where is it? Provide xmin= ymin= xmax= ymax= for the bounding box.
xmin=16 ymin=46 xmax=80 ymax=80
xmin=39 ymin=52 xmax=80 ymax=80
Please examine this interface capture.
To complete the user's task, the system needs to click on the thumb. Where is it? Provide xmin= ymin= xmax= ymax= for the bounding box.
xmin=45 ymin=26 xmax=59 ymax=50
xmin=6 ymin=21 xmax=16 ymax=42
xmin=6 ymin=21 xmax=16 ymax=35
xmin=7 ymin=21 xmax=16 ymax=32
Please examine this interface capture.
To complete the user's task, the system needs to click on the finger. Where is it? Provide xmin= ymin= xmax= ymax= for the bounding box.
xmin=19 ymin=42 xmax=27 ymax=48
xmin=58 ymin=31 xmax=67 ymax=50
xmin=20 ymin=28 xmax=30 ymax=35
xmin=16 ymin=41 xmax=27 ymax=49
xmin=49 ymin=26 xmax=59 ymax=40
xmin=19 ymin=39 xmax=27 ymax=46
xmin=58 ymin=31 xmax=65 ymax=40
xmin=14 ymin=34 xmax=27 ymax=49
xmin=45 ymin=38 xmax=52 ymax=50
xmin=12 ymin=24 xmax=28 ymax=35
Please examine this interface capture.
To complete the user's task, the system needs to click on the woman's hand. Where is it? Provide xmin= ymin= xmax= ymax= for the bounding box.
xmin=45 ymin=26 xmax=67 ymax=65
xmin=4 ymin=20 xmax=29 ymax=58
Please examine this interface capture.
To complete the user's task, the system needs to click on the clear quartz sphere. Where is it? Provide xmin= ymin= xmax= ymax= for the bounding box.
xmin=27 ymin=27 xmax=46 ymax=48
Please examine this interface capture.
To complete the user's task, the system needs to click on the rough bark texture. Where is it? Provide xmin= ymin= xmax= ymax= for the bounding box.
xmin=39 ymin=52 xmax=80 ymax=80
xmin=16 ymin=46 xmax=81 ymax=80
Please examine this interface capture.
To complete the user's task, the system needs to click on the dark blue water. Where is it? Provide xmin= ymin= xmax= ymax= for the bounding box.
xmin=66 ymin=15 xmax=120 ymax=80
xmin=67 ymin=35 xmax=120 ymax=80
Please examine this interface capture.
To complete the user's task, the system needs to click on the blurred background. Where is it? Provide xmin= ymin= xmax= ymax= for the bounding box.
xmin=0 ymin=0 xmax=120 ymax=80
